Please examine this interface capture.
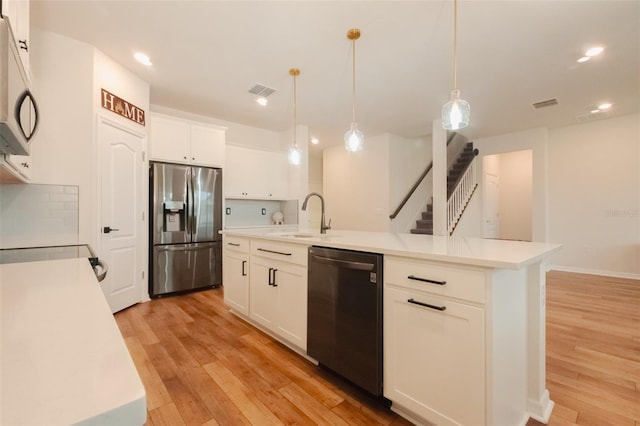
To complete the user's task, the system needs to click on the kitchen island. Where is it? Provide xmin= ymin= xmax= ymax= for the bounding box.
xmin=222 ymin=227 xmax=561 ymax=426
xmin=0 ymin=258 xmax=146 ymax=425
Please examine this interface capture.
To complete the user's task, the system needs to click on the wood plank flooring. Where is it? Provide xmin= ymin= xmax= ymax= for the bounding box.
xmin=115 ymin=270 xmax=640 ymax=426
xmin=527 ymin=271 xmax=640 ymax=426
xmin=115 ymin=288 xmax=410 ymax=426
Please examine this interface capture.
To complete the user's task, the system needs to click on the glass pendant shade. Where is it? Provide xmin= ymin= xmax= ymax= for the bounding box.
xmin=344 ymin=122 xmax=364 ymax=152
xmin=442 ymin=89 xmax=470 ymax=130
xmin=288 ymin=145 xmax=301 ymax=165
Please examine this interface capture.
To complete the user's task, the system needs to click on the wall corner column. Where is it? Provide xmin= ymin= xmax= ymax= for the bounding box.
xmin=526 ymin=261 xmax=555 ymax=423
xmin=432 ymin=120 xmax=447 ymax=236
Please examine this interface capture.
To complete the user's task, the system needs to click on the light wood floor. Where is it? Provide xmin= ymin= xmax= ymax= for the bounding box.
xmin=115 ymin=270 xmax=640 ymax=426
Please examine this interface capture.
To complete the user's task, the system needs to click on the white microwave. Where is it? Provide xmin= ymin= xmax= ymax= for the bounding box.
xmin=0 ymin=17 xmax=39 ymax=155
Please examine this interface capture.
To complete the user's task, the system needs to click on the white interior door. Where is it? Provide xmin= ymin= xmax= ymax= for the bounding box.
xmin=99 ymin=117 xmax=145 ymax=313
xmin=483 ymin=172 xmax=499 ymax=238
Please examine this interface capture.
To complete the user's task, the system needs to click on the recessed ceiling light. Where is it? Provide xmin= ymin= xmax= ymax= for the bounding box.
xmin=134 ymin=52 xmax=152 ymax=66
xmin=577 ymin=56 xmax=591 ymax=63
xmin=311 ymin=137 xmax=319 ymax=145
xmin=256 ymin=96 xmax=268 ymax=106
xmin=598 ymin=102 xmax=612 ymax=110
xmin=590 ymin=109 xmax=601 ymax=114
xmin=585 ymin=46 xmax=604 ymax=57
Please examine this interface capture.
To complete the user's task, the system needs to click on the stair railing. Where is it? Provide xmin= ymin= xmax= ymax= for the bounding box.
xmin=389 ymin=133 xmax=456 ymax=220
xmin=447 ymin=152 xmax=478 ymax=235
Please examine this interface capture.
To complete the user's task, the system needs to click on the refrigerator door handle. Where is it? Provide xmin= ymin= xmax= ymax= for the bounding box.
xmin=185 ymin=167 xmax=192 ymax=237
xmin=190 ymin=169 xmax=196 ymax=239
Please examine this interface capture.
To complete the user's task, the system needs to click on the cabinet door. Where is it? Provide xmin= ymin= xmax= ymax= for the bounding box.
xmin=225 ymin=145 xmax=268 ymax=198
xmin=190 ymin=124 xmax=224 ymax=167
xmin=275 ymin=263 xmax=307 ymax=350
xmin=384 ymin=286 xmax=485 ymax=426
xmin=266 ymin=151 xmax=289 ymax=199
xmin=149 ymin=115 xmax=190 ymax=163
xmin=249 ymin=257 xmax=277 ymax=330
xmin=4 ymin=0 xmax=30 ymax=74
xmin=223 ymin=250 xmax=249 ymax=316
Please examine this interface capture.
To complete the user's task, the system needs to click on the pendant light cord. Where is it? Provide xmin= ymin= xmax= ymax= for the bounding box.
xmin=452 ymin=0 xmax=458 ymax=91
xmin=293 ymin=73 xmax=297 ymax=148
xmin=351 ymin=37 xmax=357 ymax=123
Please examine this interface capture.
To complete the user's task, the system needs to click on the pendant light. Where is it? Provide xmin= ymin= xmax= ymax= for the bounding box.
xmin=344 ymin=28 xmax=364 ymax=152
xmin=288 ymin=68 xmax=302 ymax=165
xmin=442 ymin=0 xmax=470 ymax=130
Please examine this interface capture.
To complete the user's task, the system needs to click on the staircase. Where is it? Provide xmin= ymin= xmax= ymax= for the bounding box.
xmin=411 ymin=142 xmax=477 ymax=235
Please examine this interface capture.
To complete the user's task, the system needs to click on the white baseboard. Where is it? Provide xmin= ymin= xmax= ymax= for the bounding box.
xmin=528 ymin=390 xmax=554 ymax=424
xmin=549 ymin=265 xmax=640 ymax=280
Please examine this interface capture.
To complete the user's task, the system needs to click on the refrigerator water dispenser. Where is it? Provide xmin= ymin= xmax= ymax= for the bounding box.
xmin=163 ymin=201 xmax=185 ymax=232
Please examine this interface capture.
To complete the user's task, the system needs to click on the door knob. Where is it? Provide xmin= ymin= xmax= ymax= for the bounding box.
xmin=103 ymin=226 xmax=120 ymax=234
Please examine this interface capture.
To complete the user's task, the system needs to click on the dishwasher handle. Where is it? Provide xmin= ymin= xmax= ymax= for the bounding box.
xmin=311 ymin=254 xmax=375 ymax=271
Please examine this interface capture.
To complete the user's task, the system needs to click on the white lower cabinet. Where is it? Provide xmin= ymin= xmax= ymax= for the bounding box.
xmin=222 ymin=237 xmax=250 ymax=316
xmin=249 ymin=240 xmax=307 ymax=351
xmin=384 ymin=286 xmax=485 ymax=426
xmin=384 ymin=256 xmax=494 ymax=426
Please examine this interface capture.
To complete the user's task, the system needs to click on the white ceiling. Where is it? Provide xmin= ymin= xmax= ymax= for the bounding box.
xmin=30 ymin=1 xmax=640 ymax=150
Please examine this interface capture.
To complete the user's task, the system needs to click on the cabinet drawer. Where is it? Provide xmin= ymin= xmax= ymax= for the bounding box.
xmin=385 ymin=256 xmax=485 ymax=304
xmin=250 ymin=240 xmax=307 ymax=267
xmin=384 ymin=285 xmax=485 ymax=425
xmin=223 ymin=236 xmax=250 ymax=254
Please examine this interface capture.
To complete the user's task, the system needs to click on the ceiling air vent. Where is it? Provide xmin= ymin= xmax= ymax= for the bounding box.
xmin=532 ymin=98 xmax=558 ymax=109
xmin=248 ymin=84 xmax=276 ymax=98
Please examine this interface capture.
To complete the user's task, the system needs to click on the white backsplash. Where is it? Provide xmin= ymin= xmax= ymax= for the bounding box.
xmin=0 ymin=184 xmax=79 ymax=248
xmin=224 ymin=199 xmax=298 ymax=228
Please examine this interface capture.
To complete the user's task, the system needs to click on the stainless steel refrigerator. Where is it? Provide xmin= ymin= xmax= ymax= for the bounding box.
xmin=149 ymin=162 xmax=222 ymax=297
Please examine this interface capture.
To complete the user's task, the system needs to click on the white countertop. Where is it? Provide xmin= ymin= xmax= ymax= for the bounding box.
xmin=222 ymin=228 xmax=562 ymax=269
xmin=0 ymin=258 xmax=146 ymax=425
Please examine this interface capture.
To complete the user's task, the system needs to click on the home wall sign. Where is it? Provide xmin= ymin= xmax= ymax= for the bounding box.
xmin=101 ymin=88 xmax=146 ymax=126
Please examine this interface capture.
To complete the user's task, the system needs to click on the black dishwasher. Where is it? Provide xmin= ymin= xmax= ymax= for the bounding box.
xmin=307 ymin=246 xmax=383 ymax=396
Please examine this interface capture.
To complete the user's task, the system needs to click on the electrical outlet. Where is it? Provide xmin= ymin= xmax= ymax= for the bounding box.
xmin=225 ymin=207 xmax=231 ymax=215
xmin=261 ymin=208 xmax=266 ymax=215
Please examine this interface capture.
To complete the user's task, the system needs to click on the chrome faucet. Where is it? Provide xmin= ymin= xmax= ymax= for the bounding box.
xmin=301 ymin=192 xmax=331 ymax=234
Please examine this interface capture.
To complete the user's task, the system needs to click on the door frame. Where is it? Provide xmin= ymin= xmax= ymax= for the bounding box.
xmin=95 ymin=114 xmax=149 ymax=305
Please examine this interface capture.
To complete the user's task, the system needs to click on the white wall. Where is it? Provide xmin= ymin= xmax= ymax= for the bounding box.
xmin=306 ymin=153 xmax=323 ymax=229
xmin=389 ymin=134 xmax=431 ymax=233
xmin=30 ymin=29 xmax=95 ymax=246
xmin=456 ymin=115 xmax=639 ymax=278
xmin=473 ymin=128 xmax=548 ymax=242
xmin=547 ymin=113 xmax=639 ymax=278
xmin=323 ymin=133 xmax=431 ymax=233
xmin=323 ymin=133 xmax=390 ymax=231
xmin=498 ymin=150 xmax=532 ymax=241
xmin=29 ymin=29 xmax=149 ymax=252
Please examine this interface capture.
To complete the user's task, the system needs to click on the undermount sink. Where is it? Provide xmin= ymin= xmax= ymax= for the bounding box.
xmin=290 ymin=233 xmax=317 ymax=238
xmin=266 ymin=231 xmax=337 ymax=239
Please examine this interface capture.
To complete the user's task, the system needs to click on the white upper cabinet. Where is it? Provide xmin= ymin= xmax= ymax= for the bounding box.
xmin=3 ymin=0 xmax=30 ymax=75
xmin=149 ymin=113 xmax=225 ymax=167
xmin=225 ymin=145 xmax=290 ymax=200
